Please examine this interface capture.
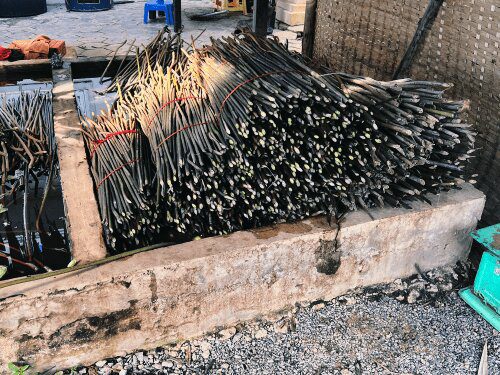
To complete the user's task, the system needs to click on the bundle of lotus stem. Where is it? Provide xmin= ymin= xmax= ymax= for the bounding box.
xmin=84 ymin=30 xmax=476 ymax=252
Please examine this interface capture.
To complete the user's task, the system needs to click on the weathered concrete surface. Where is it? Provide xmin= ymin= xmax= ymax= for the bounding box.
xmin=0 ymin=184 xmax=484 ymax=371
xmin=52 ymin=63 xmax=107 ymax=264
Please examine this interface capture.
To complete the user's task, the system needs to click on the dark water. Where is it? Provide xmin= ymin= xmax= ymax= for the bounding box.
xmin=0 ymin=82 xmax=71 ymax=280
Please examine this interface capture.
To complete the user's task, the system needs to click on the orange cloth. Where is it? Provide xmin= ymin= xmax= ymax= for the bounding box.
xmin=8 ymin=35 xmax=66 ymax=60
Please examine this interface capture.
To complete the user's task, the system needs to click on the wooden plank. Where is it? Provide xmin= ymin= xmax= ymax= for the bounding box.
xmin=0 ymin=46 xmax=76 ymax=81
xmin=253 ymin=0 xmax=270 ymax=37
xmin=52 ymin=62 xmax=107 ymax=264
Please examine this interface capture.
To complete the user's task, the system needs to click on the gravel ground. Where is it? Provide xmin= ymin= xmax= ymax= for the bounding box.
xmin=62 ymin=264 xmax=498 ymax=375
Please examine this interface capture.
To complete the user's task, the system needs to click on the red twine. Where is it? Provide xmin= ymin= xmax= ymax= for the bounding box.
xmin=95 ymin=69 xmax=301 ymax=189
xmin=156 ymin=122 xmax=209 ymax=149
xmin=216 ymin=69 xmax=298 ymax=126
xmin=96 ymin=158 xmax=139 ymax=189
xmin=90 ymin=129 xmax=137 ymax=159
xmin=145 ymin=96 xmax=203 ymax=129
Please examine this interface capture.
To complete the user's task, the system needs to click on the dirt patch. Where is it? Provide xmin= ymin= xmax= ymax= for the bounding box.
xmin=149 ymin=271 xmax=158 ymax=311
xmin=252 ymin=222 xmax=313 ymax=240
xmin=307 ymin=215 xmax=332 ymax=229
xmin=315 ymin=239 xmax=341 ymax=275
xmin=16 ymin=335 xmax=44 ymax=359
xmin=44 ymin=303 xmax=141 ymax=352
xmin=492 ymin=233 xmax=500 ymax=249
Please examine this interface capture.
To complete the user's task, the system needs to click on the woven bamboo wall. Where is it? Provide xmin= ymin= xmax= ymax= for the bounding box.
xmin=313 ymin=0 xmax=499 ymax=225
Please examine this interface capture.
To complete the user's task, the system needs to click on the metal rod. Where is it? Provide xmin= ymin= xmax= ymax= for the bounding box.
xmin=85 ymin=30 xmax=475 ymax=254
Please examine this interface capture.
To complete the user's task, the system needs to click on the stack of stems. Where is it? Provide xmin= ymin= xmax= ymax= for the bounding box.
xmin=83 ymin=31 xmax=475 ymax=252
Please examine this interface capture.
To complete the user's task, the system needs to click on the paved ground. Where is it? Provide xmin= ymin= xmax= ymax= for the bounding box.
xmin=60 ymin=264 xmax=499 ymax=375
xmin=0 ymin=0 xmax=302 ymax=58
xmin=0 ymin=0 xmax=248 ymax=57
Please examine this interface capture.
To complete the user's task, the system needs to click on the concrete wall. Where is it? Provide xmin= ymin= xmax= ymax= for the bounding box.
xmin=0 ymin=184 xmax=485 ymax=371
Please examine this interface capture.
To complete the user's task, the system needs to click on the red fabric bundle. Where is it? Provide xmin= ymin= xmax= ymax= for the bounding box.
xmin=0 ymin=46 xmax=11 ymax=61
xmin=8 ymin=35 xmax=66 ymax=60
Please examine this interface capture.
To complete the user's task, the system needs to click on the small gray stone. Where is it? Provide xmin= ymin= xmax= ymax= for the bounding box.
xmin=162 ymin=360 xmax=174 ymax=368
xmin=345 ymin=297 xmax=357 ymax=306
xmin=218 ymin=327 xmax=237 ymax=340
xmin=312 ymin=302 xmax=326 ymax=310
xmin=407 ymin=289 xmax=420 ymax=304
xmin=200 ymin=341 xmax=212 ymax=352
xmin=135 ymin=351 xmax=144 ymax=363
xmin=442 ymin=282 xmax=453 ymax=291
xmin=427 ymin=284 xmax=439 ymax=293
xmin=273 ymin=319 xmax=289 ymax=334
xmin=168 ymin=350 xmax=179 ymax=357
xmin=95 ymin=360 xmax=106 ymax=368
xmin=255 ymin=329 xmax=268 ymax=339
xmin=232 ymin=332 xmax=243 ymax=343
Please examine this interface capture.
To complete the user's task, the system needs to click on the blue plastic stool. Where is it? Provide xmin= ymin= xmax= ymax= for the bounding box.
xmin=144 ymin=0 xmax=174 ymax=25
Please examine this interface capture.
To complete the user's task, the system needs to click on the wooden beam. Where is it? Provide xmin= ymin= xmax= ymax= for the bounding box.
xmin=173 ymin=0 xmax=182 ymax=33
xmin=302 ymin=0 xmax=318 ymax=59
xmin=393 ymin=0 xmax=444 ymax=79
xmin=52 ymin=62 xmax=107 ymax=264
xmin=0 ymin=184 xmax=485 ymax=371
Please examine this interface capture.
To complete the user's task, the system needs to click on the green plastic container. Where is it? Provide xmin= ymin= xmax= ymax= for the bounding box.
xmin=459 ymin=224 xmax=500 ymax=330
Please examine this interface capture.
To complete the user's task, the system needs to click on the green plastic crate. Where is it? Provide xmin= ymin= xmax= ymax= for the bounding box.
xmin=459 ymin=224 xmax=500 ymax=331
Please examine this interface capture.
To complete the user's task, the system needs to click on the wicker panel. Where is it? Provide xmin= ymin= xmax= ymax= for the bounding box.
xmin=313 ymin=0 xmax=500 ymax=225
xmin=314 ymin=0 xmax=426 ymax=78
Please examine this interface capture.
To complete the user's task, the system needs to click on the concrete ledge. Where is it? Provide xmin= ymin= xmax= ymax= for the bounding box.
xmin=0 ymin=184 xmax=485 ymax=371
xmin=52 ymin=63 xmax=107 ymax=264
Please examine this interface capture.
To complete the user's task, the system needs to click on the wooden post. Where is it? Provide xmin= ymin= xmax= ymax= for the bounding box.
xmin=302 ymin=0 xmax=318 ymax=58
xmin=393 ymin=0 xmax=444 ymax=79
xmin=253 ymin=0 xmax=270 ymax=37
xmin=173 ymin=0 xmax=182 ymax=33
